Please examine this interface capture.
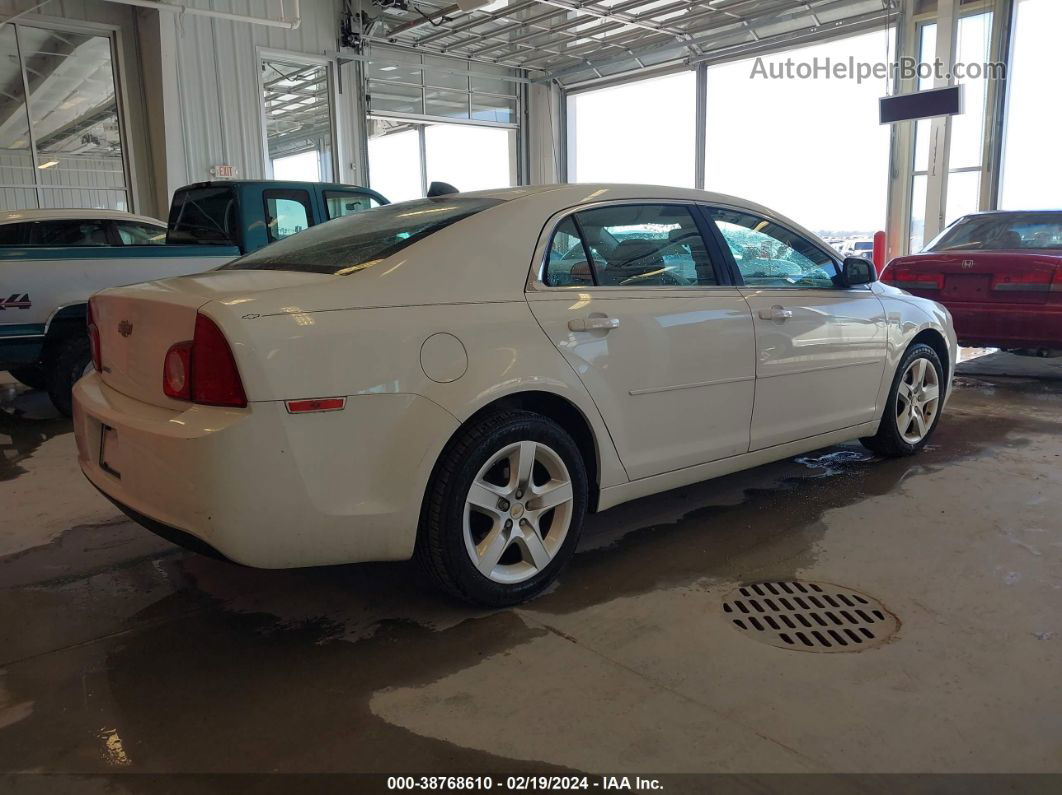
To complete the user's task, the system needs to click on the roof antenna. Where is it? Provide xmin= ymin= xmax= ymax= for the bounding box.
xmin=427 ymin=181 xmax=459 ymax=197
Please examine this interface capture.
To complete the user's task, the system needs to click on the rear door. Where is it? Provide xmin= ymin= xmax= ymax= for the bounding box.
xmin=706 ymin=207 xmax=887 ymax=450
xmin=526 ymin=202 xmax=756 ymax=481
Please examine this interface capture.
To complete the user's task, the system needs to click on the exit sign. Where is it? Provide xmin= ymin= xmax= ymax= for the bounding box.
xmin=210 ymin=164 xmax=238 ymax=178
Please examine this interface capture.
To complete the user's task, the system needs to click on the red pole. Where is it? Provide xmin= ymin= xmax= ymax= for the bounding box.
xmin=872 ymin=230 xmax=886 ymax=274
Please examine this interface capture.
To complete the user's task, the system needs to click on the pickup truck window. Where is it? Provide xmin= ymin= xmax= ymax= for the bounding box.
xmin=264 ymin=189 xmax=313 ymax=242
xmin=324 ymin=191 xmax=380 ymax=220
xmin=224 ymin=197 xmax=503 ymax=275
xmin=168 ymin=186 xmax=238 ymax=245
xmin=0 ymin=223 xmax=25 ymax=245
xmin=25 ymin=220 xmax=110 ymax=246
xmin=115 ymin=221 xmax=166 ymax=245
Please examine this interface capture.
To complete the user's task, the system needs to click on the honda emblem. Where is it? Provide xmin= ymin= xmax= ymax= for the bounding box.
xmin=117 ymin=320 xmax=133 ymax=337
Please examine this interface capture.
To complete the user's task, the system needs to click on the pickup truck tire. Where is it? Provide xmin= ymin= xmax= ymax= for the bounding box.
xmin=47 ymin=335 xmax=92 ymax=417
xmin=8 ymin=367 xmax=48 ymax=391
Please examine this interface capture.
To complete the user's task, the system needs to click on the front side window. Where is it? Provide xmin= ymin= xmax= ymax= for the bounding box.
xmin=25 ymin=220 xmax=110 ymax=246
xmin=926 ymin=212 xmax=1062 ymax=252
xmin=0 ymin=224 xmax=26 ymax=245
xmin=115 ymin=221 xmax=166 ymax=245
xmin=561 ymin=204 xmax=719 ymax=288
xmin=324 ymin=192 xmax=381 ymax=219
xmin=708 ymin=209 xmax=839 ymax=289
xmin=225 ymin=197 xmax=503 ymax=275
xmin=264 ymin=190 xmax=313 ymax=242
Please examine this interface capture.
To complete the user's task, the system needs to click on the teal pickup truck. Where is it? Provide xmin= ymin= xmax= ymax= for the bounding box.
xmin=1 ymin=180 xmax=387 ymax=414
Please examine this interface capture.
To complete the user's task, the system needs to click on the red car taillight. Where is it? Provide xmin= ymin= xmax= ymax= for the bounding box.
xmin=991 ymin=270 xmax=1053 ymax=292
xmin=883 ymin=267 xmax=944 ymax=290
xmin=87 ymin=298 xmax=102 ymax=372
xmin=162 ymin=313 xmax=247 ymax=407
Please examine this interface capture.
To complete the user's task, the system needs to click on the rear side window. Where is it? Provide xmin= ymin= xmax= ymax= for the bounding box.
xmin=224 ymin=197 xmax=503 ymax=275
xmin=168 ymin=186 xmax=238 ymax=245
xmin=264 ymin=189 xmax=313 ymax=242
xmin=25 ymin=220 xmax=110 ymax=246
xmin=115 ymin=221 xmax=166 ymax=245
xmin=545 ymin=204 xmax=719 ymax=287
xmin=325 ymin=191 xmax=381 ymax=219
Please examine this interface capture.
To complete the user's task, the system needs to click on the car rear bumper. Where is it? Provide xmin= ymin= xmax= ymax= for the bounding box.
xmin=73 ymin=372 xmax=459 ymax=568
xmin=942 ymin=300 xmax=1062 ymax=349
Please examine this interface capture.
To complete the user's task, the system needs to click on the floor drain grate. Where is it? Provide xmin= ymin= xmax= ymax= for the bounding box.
xmin=722 ymin=581 xmax=898 ymax=652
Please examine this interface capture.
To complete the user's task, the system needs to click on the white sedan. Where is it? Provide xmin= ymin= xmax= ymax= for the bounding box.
xmin=73 ymin=185 xmax=956 ymax=606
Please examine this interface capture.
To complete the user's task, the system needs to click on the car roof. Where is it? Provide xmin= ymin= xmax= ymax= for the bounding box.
xmin=447 ymin=183 xmax=829 ymax=245
xmin=0 ymin=208 xmax=165 ymax=226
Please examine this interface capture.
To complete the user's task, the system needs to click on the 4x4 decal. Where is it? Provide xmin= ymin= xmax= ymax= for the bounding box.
xmin=0 ymin=293 xmax=31 ymax=310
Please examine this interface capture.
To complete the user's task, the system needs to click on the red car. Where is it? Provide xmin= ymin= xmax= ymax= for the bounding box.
xmin=882 ymin=211 xmax=1062 ymax=354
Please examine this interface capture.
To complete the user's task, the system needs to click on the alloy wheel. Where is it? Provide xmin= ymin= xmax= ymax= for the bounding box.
xmin=463 ymin=440 xmax=574 ymax=584
xmin=896 ymin=357 xmax=940 ymax=444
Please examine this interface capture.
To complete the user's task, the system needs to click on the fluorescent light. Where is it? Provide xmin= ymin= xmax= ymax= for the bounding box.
xmin=37 ymin=160 xmax=58 ymax=169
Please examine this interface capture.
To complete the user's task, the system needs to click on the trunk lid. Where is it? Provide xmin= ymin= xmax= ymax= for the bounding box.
xmin=884 ymin=251 xmax=1062 ymax=304
xmin=92 ymin=270 xmax=332 ymax=408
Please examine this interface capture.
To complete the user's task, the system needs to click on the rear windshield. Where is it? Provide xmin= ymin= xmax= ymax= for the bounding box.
xmin=223 ymin=197 xmax=503 ymax=275
xmin=168 ymin=186 xmax=239 ymax=245
xmin=927 ymin=212 xmax=1062 ymax=252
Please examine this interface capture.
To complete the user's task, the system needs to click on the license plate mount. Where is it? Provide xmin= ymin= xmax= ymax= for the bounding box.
xmin=99 ymin=424 xmax=121 ymax=479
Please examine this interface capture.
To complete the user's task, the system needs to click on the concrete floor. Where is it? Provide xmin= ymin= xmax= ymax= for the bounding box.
xmin=0 ymin=353 xmax=1059 ymax=780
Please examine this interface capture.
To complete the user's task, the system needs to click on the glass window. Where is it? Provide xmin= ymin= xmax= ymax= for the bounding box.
xmin=708 ymin=209 xmax=839 ymax=289
xmin=368 ymin=122 xmax=423 ymax=203
xmin=261 ymin=59 xmax=333 ymax=182
xmin=115 ymin=221 xmax=166 ymax=245
xmin=225 ymin=197 xmax=503 ymax=275
xmin=926 ymin=212 xmax=1062 ymax=251
xmin=0 ymin=24 xmax=128 ymax=210
xmin=25 ymin=219 xmax=110 ymax=246
xmin=424 ymin=124 xmax=514 ymax=193
xmin=573 ymin=205 xmax=718 ymax=287
xmin=167 ymin=186 xmax=238 ymax=245
xmin=545 ymin=218 xmax=594 ymax=287
xmin=324 ymin=192 xmax=381 ymax=219
xmin=264 ymin=190 xmax=313 ymax=242
xmin=0 ymin=224 xmax=27 ymax=245
xmin=568 ymin=72 xmax=696 ymax=187
xmin=1001 ymin=0 xmax=1062 ymax=209
xmin=706 ymin=29 xmax=892 ymax=239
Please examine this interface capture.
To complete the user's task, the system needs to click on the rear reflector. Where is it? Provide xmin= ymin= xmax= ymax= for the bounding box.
xmin=286 ymin=397 xmax=346 ymax=414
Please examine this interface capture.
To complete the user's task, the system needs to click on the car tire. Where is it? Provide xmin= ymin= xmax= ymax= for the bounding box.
xmin=861 ymin=343 xmax=945 ymax=457
xmin=8 ymin=366 xmax=48 ymax=391
xmin=418 ymin=410 xmax=588 ymax=607
xmin=46 ymin=335 xmax=92 ymax=417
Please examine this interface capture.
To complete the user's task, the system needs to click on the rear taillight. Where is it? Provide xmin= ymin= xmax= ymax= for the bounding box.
xmin=991 ymin=270 xmax=1053 ymax=292
xmin=884 ymin=267 xmax=944 ymax=290
xmin=87 ymin=298 xmax=102 ymax=372
xmin=161 ymin=312 xmax=247 ymax=407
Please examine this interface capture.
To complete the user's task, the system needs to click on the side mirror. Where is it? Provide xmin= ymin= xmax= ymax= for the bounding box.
xmin=842 ymin=257 xmax=877 ymax=287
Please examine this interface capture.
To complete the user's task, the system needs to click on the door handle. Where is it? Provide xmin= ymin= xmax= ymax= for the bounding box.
xmin=758 ymin=306 xmax=793 ymax=321
xmin=568 ymin=316 xmax=620 ymax=332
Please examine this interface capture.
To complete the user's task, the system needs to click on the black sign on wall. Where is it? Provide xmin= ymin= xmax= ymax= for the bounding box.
xmin=879 ymin=85 xmax=964 ymax=124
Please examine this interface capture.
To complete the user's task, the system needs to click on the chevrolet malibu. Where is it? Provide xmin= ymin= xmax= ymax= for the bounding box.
xmin=73 ymin=185 xmax=957 ymax=606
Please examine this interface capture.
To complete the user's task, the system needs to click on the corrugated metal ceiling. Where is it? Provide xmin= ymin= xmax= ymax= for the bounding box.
xmin=355 ymin=0 xmax=896 ymax=85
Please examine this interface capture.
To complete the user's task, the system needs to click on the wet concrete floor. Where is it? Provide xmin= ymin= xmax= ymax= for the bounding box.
xmin=0 ymin=354 xmax=1059 ymax=780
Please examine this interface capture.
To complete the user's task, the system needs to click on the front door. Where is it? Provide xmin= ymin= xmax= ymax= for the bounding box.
xmin=527 ymin=203 xmax=756 ymax=481
xmin=706 ymin=207 xmax=887 ymax=450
